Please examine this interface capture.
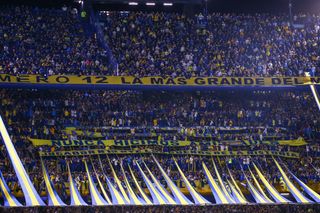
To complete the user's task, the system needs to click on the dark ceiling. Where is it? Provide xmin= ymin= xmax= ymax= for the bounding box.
xmin=2 ymin=0 xmax=320 ymax=13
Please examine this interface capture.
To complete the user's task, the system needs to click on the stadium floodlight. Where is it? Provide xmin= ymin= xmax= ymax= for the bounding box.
xmin=146 ymin=2 xmax=156 ymax=6
xmin=163 ymin=3 xmax=173 ymax=6
xmin=128 ymin=2 xmax=138 ymax=5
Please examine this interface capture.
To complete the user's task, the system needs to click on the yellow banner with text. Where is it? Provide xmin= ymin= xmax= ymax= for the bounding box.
xmin=0 ymin=75 xmax=319 ymax=87
xmin=28 ymin=138 xmax=307 ymax=147
xmin=39 ymin=149 xmax=300 ymax=158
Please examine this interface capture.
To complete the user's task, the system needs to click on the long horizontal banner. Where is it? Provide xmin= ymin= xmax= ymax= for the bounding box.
xmin=39 ymin=149 xmax=300 ymax=158
xmin=63 ymin=127 xmax=283 ymax=138
xmin=29 ymin=138 xmax=191 ymax=147
xmin=0 ymin=75 xmax=319 ymax=87
xmin=28 ymin=138 xmax=307 ymax=147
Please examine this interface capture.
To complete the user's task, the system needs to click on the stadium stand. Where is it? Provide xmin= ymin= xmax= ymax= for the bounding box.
xmin=0 ymin=6 xmax=110 ymax=76
xmin=100 ymin=12 xmax=320 ymax=77
xmin=0 ymin=89 xmax=318 ymax=140
xmin=0 ymin=2 xmax=319 ymax=213
xmin=0 ymin=6 xmax=319 ymax=77
xmin=0 ymin=89 xmax=319 ymax=209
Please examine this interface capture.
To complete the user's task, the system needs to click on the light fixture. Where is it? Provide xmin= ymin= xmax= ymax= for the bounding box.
xmin=128 ymin=2 xmax=138 ymax=5
xmin=146 ymin=2 xmax=155 ymax=6
xmin=163 ymin=3 xmax=173 ymax=6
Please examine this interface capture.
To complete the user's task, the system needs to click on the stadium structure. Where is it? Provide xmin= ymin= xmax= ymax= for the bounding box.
xmin=0 ymin=0 xmax=320 ymax=212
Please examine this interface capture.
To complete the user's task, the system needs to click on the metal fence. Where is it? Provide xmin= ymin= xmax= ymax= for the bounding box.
xmin=1 ymin=204 xmax=320 ymax=213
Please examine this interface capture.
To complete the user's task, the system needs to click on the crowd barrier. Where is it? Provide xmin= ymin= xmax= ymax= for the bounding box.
xmin=0 ymin=204 xmax=320 ymax=213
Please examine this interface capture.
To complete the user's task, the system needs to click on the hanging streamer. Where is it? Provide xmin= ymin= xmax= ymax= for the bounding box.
xmin=89 ymin=158 xmax=112 ymax=204
xmin=273 ymin=158 xmax=312 ymax=203
xmin=243 ymin=172 xmax=270 ymax=204
xmin=0 ymin=116 xmax=45 ymax=206
xmin=212 ymin=159 xmax=236 ymax=203
xmin=305 ymin=72 xmax=320 ymax=111
xmin=248 ymin=168 xmax=273 ymax=203
xmin=119 ymin=162 xmax=143 ymax=205
xmin=227 ymin=167 xmax=246 ymax=200
xmin=84 ymin=161 xmax=109 ymax=205
xmin=107 ymin=156 xmax=130 ymax=203
xmin=286 ymin=168 xmax=320 ymax=203
xmin=310 ymin=163 xmax=320 ymax=174
xmin=40 ymin=160 xmax=66 ymax=206
xmin=252 ymin=163 xmax=291 ymax=203
xmin=174 ymin=160 xmax=211 ymax=205
xmin=67 ymin=163 xmax=87 ymax=206
xmin=97 ymin=156 xmax=126 ymax=205
xmin=128 ymin=165 xmax=153 ymax=205
xmin=226 ymin=179 xmax=248 ymax=204
xmin=105 ymin=176 xmax=127 ymax=205
xmin=0 ymin=170 xmax=22 ymax=207
xmin=142 ymin=161 xmax=176 ymax=204
xmin=136 ymin=162 xmax=169 ymax=204
xmin=152 ymin=156 xmax=193 ymax=205
xmin=202 ymin=162 xmax=230 ymax=204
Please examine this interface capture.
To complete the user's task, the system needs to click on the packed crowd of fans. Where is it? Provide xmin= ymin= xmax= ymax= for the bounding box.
xmin=101 ymin=12 xmax=320 ymax=77
xmin=1 ymin=6 xmax=320 ymax=77
xmin=0 ymin=89 xmax=319 ymax=186
xmin=0 ymin=6 xmax=110 ymax=76
xmin=0 ymin=89 xmax=319 ymax=207
xmin=0 ymin=4 xmax=320 ymax=210
xmin=0 ymin=89 xmax=319 ymax=141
